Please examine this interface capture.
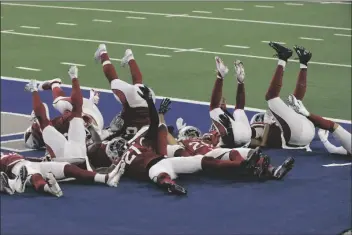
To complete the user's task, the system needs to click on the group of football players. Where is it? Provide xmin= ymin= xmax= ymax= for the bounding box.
xmin=1 ymin=42 xmax=350 ymax=197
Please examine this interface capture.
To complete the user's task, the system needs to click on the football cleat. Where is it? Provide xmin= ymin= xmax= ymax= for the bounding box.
xmin=38 ymin=78 xmax=62 ymax=91
xmin=12 ymin=165 xmax=29 ymax=193
xmin=287 ymin=94 xmax=310 ymax=117
xmin=106 ymin=160 xmax=126 ymax=187
xmin=241 ymin=146 xmax=261 ymax=170
xmin=94 ymin=44 xmax=108 ymax=63
xmin=121 ymin=49 xmax=135 ymax=67
xmin=161 ymin=181 xmax=187 ymax=196
xmin=215 ymin=56 xmax=229 ymax=79
xmin=45 ymin=173 xmax=63 ymax=197
xmin=268 ymin=42 xmax=293 ymax=62
xmin=318 ymin=129 xmax=329 ymax=143
xmin=24 ymin=80 xmax=38 ymax=92
xmin=68 ymin=65 xmax=78 ymax=79
xmin=272 ymin=157 xmax=295 ymax=180
xmin=253 ymin=155 xmax=271 ymax=180
xmin=293 ymin=45 xmax=312 ymax=66
xmin=234 ymin=60 xmax=245 ymax=83
xmin=0 ymin=172 xmax=15 ymax=195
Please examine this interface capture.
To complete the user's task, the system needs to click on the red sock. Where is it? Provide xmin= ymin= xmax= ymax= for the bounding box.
xmin=156 ymin=125 xmax=168 ymax=156
xmin=201 ymin=157 xmax=242 ymax=175
xmin=128 ymin=59 xmax=143 ymax=84
xmin=101 ymin=53 xmax=118 ymax=83
xmin=32 ymin=92 xmax=50 ymax=129
xmin=228 ymin=150 xmax=245 ymax=162
xmin=52 ymin=87 xmax=66 ymax=100
xmin=308 ymin=113 xmax=335 ymax=131
xmin=31 ymin=173 xmax=48 ymax=193
xmin=293 ymin=69 xmax=307 ymax=100
xmin=210 ymin=78 xmax=223 ymax=110
xmin=64 ymin=164 xmax=101 ymax=183
xmin=265 ymin=65 xmax=284 ymax=101
xmin=156 ymin=172 xmax=175 ymax=185
xmin=70 ymin=78 xmax=83 ymax=117
xmin=235 ymin=83 xmax=245 ymax=109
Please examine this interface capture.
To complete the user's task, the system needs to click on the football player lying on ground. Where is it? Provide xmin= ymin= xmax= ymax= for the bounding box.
xmin=94 ymin=44 xmax=156 ymax=140
xmin=11 ymin=66 xmax=124 ymax=197
xmin=157 ymin=98 xmax=295 ymax=180
xmin=87 ymin=86 xmax=277 ymax=195
xmin=208 ymin=58 xmax=252 ymax=148
xmin=24 ymin=79 xmax=104 ymax=149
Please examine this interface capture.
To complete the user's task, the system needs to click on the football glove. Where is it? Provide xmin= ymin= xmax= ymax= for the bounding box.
xmin=176 ymin=117 xmax=187 ymax=131
xmin=137 ymin=86 xmax=152 ymax=101
xmin=159 ymin=98 xmax=172 ymax=114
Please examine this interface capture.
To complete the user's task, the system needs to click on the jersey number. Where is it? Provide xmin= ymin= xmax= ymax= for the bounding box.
xmin=122 ymin=145 xmax=141 ymax=165
xmin=189 ymin=142 xmax=201 ymax=151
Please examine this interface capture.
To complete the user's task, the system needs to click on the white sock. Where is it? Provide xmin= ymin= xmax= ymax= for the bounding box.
xmin=51 ymin=83 xmax=61 ymax=89
xmin=102 ymin=60 xmax=111 ymax=66
xmin=94 ymin=174 xmax=106 ymax=183
xmin=278 ymin=59 xmax=286 ymax=68
xmin=300 ymin=64 xmax=307 ymax=69
xmin=332 ymin=125 xmax=352 ymax=154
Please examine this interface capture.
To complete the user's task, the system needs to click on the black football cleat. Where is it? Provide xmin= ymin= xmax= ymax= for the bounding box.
xmin=272 ymin=157 xmax=295 ymax=180
xmin=241 ymin=146 xmax=262 ymax=170
xmin=161 ymin=181 xmax=187 ymax=196
xmin=293 ymin=45 xmax=312 ymax=66
xmin=269 ymin=42 xmax=293 ymax=62
xmin=253 ymin=155 xmax=271 ymax=180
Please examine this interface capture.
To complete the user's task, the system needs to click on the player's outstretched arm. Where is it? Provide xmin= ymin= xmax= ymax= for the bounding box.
xmin=158 ymin=98 xmax=178 ymax=145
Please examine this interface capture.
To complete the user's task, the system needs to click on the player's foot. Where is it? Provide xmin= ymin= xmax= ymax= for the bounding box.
xmin=241 ymin=147 xmax=261 ymax=170
xmin=106 ymin=160 xmax=126 ymax=187
xmin=12 ymin=165 xmax=29 ymax=193
xmin=89 ymin=89 xmax=100 ymax=105
xmin=234 ymin=60 xmax=245 ymax=84
xmin=160 ymin=180 xmax=187 ymax=196
xmin=45 ymin=173 xmax=63 ymax=197
xmin=253 ymin=156 xmax=271 ymax=180
xmin=68 ymin=65 xmax=78 ymax=80
xmin=215 ymin=56 xmax=229 ymax=79
xmin=287 ymin=94 xmax=310 ymax=117
xmin=24 ymin=80 xmax=38 ymax=92
xmin=269 ymin=42 xmax=293 ymax=62
xmin=120 ymin=49 xmax=134 ymax=67
xmin=293 ymin=45 xmax=312 ymax=66
xmin=318 ymin=129 xmax=329 ymax=143
xmin=38 ymin=78 xmax=62 ymax=91
xmin=0 ymin=172 xmax=15 ymax=195
xmin=272 ymin=157 xmax=295 ymax=180
xmin=94 ymin=44 xmax=107 ymax=63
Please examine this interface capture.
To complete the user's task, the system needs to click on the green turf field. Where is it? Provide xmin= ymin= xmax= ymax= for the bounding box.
xmin=1 ymin=1 xmax=351 ymax=120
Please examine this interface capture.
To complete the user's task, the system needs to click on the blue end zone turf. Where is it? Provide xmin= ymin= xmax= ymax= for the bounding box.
xmin=1 ymin=77 xmax=351 ymax=235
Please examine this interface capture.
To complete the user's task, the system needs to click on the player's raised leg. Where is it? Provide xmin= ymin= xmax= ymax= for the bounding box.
xmin=38 ymin=78 xmax=65 ymax=100
xmin=121 ymin=49 xmax=143 ymax=84
xmin=94 ymin=44 xmax=119 ymax=83
xmin=210 ymin=56 xmax=229 ymax=111
xmin=292 ymin=45 xmax=312 ymax=101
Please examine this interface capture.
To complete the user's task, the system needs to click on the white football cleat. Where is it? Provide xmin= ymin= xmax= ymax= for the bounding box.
xmin=68 ymin=65 xmax=78 ymax=79
xmin=89 ymin=89 xmax=100 ymax=105
xmin=287 ymin=94 xmax=310 ymax=117
xmin=38 ymin=78 xmax=62 ymax=91
xmin=318 ymin=129 xmax=329 ymax=143
xmin=234 ymin=60 xmax=245 ymax=84
xmin=0 ymin=172 xmax=15 ymax=195
xmin=215 ymin=56 xmax=229 ymax=79
xmin=120 ymin=49 xmax=134 ymax=67
xmin=45 ymin=173 xmax=63 ymax=197
xmin=106 ymin=160 xmax=126 ymax=187
xmin=94 ymin=44 xmax=107 ymax=63
xmin=12 ymin=165 xmax=29 ymax=193
xmin=24 ymin=80 xmax=38 ymax=92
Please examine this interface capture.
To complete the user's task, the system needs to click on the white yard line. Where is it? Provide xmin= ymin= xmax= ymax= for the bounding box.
xmin=60 ymin=62 xmax=86 ymax=67
xmin=224 ymin=8 xmax=244 ymax=11
xmin=1 ymin=3 xmax=350 ymax=31
xmin=255 ymin=5 xmax=274 ymax=8
xmin=56 ymin=22 xmax=77 ymax=26
xmin=92 ymin=19 xmax=112 ymax=23
xmin=1 ymin=132 xmax=24 ymax=138
xmin=192 ymin=10 xmax=212 ymax=14
xmin=261 ymin=40 xmax=286 ymax=44
xmin=334 ymin=33 xmax=351 ymax=37
xmin=126 ymin=16 xmax=146 ymax=20
xmin=1 ymin=30 xmax=350 ymax=68
xmin=1 ymin=29 xmax=14 ymax=33
xmin=322 ymin=163 xmax=352 ymax=167
xmin=16 ymin=66 xmax=41 ymax=71
xmin=146 ymin=53 xmax=171 ymax=57
xmin=165 ymin=14 xmax=189 ymax=18
xmin=20 ymin=25 xmax=40 ymax=29
xmin=110 ymin=58 xmax=122 ymax=61
xmin=300 ymin=37 xmax=324 ymax=41
xmin=174 ymin=48 xmax=203 ymax=53
xmin=284 ymin=3 xmax=304 ymax=6
xmin=2 ymin=76 xmax=351 ymax=124
xmin=224 ymin=45 xmax=250 ymax=49
xmin=320 ymin=1 xmax=351 ymax=4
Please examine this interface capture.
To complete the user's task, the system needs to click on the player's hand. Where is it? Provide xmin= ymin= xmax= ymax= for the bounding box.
xmin=176 ymin=117 xmax=187 ymax=131
xmin=68 ymin=65 xmax=78 ymax=79
xmin=90 ymin=89 xmax=100 ymax=105
xmin=137 ymin=86 xmax=152 ymax=101
xmin=159 ymin=98 xmax=172 ymax=114
xmin=318 ymin=129 xmax=329 ymax=143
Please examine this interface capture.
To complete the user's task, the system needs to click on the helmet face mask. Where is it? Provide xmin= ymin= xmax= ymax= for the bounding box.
xmin=178 ymin=126 xmax=202 ymax=140
xmin=106 ymin=137 xmax=128 ymax=160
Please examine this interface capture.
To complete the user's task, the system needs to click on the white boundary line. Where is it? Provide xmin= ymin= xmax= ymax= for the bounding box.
xmin=255 ymin=5 xmax=275 ymax=8
xmin=192 ymin=11 xmax=212 ymax=14
xmin=1 ymin=3 xmax=350 ymax=31
xmin=20 ymin=26 xmax=40 ymax=29
xmin=146 ymin=53 xmax=171 ymax=57
xmin=16 ymin=66 xmax=41 ymax=71
xmin=285 ymin=3 xmax=304 ymax=6
xmin=126 ymin=16 xmax=146 ymax=20
xmin=92 ymin=19 xmax=112 ymax=23
xmin=1 ymin=132 xmax=24 ymax=138
xmin=300 ymin=37 xmax=324 ymax=41
xmin=1 ymin=76 xmax=351 ymax=124
xmin=56 ymin=22 xmax=77 ymax=26
xmin=1 ymin=30 xmax=350 ymax=68
xmin=224 ymin=45 xmax=250 ymax=49
xmin=60 ymin=62 xmax=86 ymax=67
xmin=334 ymin=33 xmax=351 ymax=37
xmin=224 ymin=8 xmax=244 ymax=11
